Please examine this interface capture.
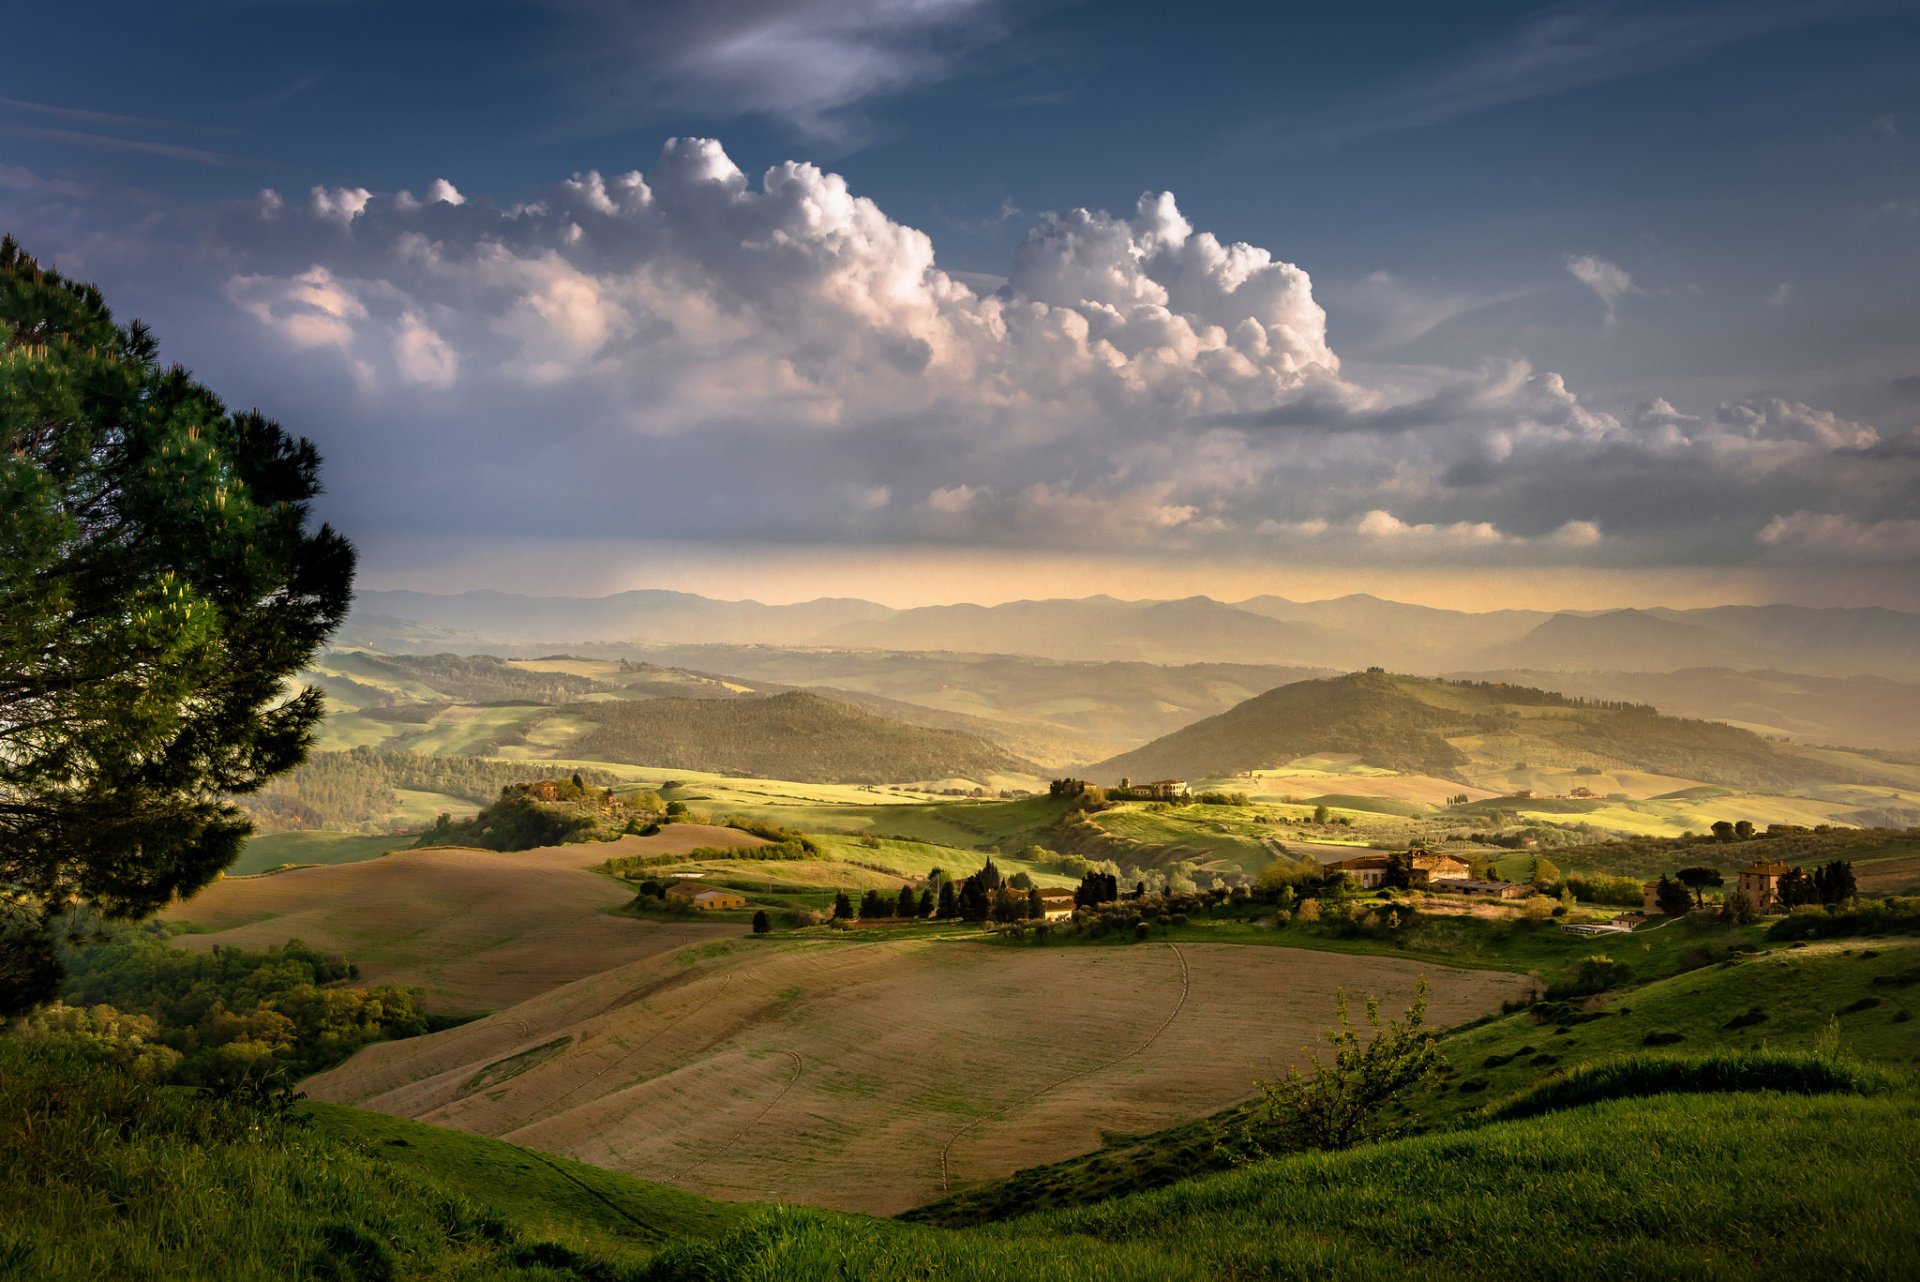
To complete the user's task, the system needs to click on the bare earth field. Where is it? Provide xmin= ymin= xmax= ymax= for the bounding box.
xmin=302 ymin=937 xmax=1527 ymax=1214
xmin=162 ymin=825 xmax=767 ymax=1012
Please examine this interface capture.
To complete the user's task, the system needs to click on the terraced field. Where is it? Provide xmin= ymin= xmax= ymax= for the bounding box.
xmin=302 ymin=937 xmax=1527 ymax=1214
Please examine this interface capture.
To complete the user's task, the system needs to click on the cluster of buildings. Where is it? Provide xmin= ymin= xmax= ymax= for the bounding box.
xmin=1324 ymin=850 xmax=1530 ymax=900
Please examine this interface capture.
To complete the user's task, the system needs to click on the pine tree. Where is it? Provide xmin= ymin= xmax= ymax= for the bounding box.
xmin=1654 ymin=874 xmax=1692 ymax=917
xmin=896 ymin=885 xmax=917 ymax=919
xmin=917 ymin=888 xmax=934 ymax=918
xmin=1028 ymin=886 xmax=1044 ymax=919
xmin=833 ymin=891 xmax=853 ymax=920
xmin=1 ymin=240 xmax=354 ymax=1015
xmin=936 ymin=882 xmax=958 ymax=920
xmin=751 ymin=910 xmax=771 ymax=935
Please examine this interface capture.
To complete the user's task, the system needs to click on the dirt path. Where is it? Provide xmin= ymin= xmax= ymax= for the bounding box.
xmin=939 ymin=942 xmax=1192 ymax=1194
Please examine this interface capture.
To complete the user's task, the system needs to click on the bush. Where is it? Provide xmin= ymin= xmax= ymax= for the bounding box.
xmin=1484 ymin=1050 xmax=1899 ymax=1122
xmin=1547 ymin=954 xmax=1632 ymax=1000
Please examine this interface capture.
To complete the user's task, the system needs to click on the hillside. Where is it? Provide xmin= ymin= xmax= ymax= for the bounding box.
xmin=301 ymin=936 xmax=1523 ymax=1214
xmin=646 ymin=645 xmax=1333 ymax=763
xmin=545 ymin=689 xmax=1036 ymax=783
xmin=1091 ymin=670 xmax=1844 ymax=789
xmin=1451 ymin=666 xmax=1920 ymax=753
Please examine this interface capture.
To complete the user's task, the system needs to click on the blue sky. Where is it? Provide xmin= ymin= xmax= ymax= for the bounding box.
xmin=3 ymin=0 xmax=1918 ymax=607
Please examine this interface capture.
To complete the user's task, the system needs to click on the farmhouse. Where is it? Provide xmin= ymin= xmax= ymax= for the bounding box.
xmin=1034 ymin=889 xmax=1078 ymax=922
xmin=664 ymin=882 xmax=747 ymax=911
xmin=1448 ymin=879 xmax=1531 ymax=900
xmin=1328 ymin=850 xmax=1471 ymax=889
xmin=1737 ymin=860 xmax=1791 ymax=911
xmin=1139 ymin=779 xmax=1190 ymax=800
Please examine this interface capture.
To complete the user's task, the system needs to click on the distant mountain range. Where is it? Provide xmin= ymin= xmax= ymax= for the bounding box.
xmin=348 ymin=588 xmax=1920 ymax=680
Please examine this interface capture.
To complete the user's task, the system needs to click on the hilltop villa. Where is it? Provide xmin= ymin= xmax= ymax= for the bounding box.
xmin=1328 ymin=850 xmax=1471 ymax=889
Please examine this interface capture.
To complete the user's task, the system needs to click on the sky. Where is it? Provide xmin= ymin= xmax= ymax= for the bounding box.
xmin=3 ymin=0 xmax=1918 ymax=610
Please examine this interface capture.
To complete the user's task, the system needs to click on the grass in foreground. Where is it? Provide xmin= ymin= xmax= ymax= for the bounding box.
xmin=0 ymin=1041 xmax=743 ymax=1280
xmin=647 ymin=1091 xmax=1920 ymax=1280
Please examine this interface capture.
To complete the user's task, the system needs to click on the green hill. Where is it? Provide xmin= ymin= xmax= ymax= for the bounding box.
xmin=1092 ymin=671 xmax=1844 ymax=789
xmin=544 ymin=690 xmax=1036 ymax=784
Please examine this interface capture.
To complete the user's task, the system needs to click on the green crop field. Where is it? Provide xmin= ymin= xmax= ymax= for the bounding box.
xmin=225 ymin=830 xmax=417 ymax=877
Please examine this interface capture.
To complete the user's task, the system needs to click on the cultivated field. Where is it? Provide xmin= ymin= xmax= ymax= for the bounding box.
xmin=302 ymin=937 xmax=1528 ymax=1214
xmin=164 ymin=825 xmax=767 ymax=1012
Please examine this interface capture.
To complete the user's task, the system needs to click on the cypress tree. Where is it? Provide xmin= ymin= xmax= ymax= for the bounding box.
xmin=936 ymin=882 xmax=959 ymax=920
xmin=896 ymin=885 xmax=917 ymax=919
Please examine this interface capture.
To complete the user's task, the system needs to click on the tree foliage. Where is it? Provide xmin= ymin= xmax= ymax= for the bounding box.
xmin=16 ymin=921 xmax=423 ymax=1087
xmin=1249 ymin=977 xmax=1445 ymax=1152
xmin=1 ymin=241 xmax=354 ymax=1014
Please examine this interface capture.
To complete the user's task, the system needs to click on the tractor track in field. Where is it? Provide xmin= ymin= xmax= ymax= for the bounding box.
xmin=513 ymin=972 xmax=739 ymax=1128
xmin=672 ymin=1050 xmax=805 ymax=1181
xmin=938 ymin=941 xmax=1192 ymax=1194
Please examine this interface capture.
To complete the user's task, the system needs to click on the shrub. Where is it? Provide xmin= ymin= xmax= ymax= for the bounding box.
xmin=1484 ymin=1050 xmax=1898 ymax=1122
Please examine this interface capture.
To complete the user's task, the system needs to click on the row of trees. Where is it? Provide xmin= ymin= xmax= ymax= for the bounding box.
xmin=828 ymin=858 xmax=1055 ymax=925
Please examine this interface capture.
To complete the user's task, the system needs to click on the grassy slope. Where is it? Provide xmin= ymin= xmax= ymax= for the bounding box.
xmin=1094 ymin=671 xmax=1883 ymax=799
xmin=226 ymin=830 xmax=415 ymax=876
xmin=911 ymin=933 xmax=1920 ymax=1225
xmin=552 ymin=690 xmax=1035 ymax=785
xmin=646 ymin=1092 xmax=1920 ymax=1281
xmin=0 ymin=1042 xmax=747 ymax=1281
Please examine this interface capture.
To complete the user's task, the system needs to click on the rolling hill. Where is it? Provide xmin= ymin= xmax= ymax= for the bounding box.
xmin=540 ymin=690 xmax=1037 ymax=784
xmin=1090 ymin=670 xmax=1861 ymax=789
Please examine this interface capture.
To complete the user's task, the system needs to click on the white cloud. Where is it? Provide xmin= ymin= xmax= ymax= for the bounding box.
xmin=556 ymin=0 xmax=1007 ymax=144
xmin=1548 ymin=519 xmax=1604 ymax=547
xmin=1565 ymin=253 xmax=1633 ymax=327
xmin=393 ymin=312 xmax=459 ymax=388
xmin=199 ymin=139 xmax=1896 ymax=568
xmin=1767 ymin=281 xmax=1793 ymax=307
xmin=228 ymin=266 xmax=366 ymax=351
xmin=1357 ymin=509 xmax=1509 ymax=544
xmin=1714 ymin=398 xmax=1877 ymax=451
xmin=1758 ymin=512 xmax=1920 ymax=562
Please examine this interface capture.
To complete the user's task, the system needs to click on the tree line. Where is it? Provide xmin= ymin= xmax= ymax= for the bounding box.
xmin=242 ymin=747 xmax=621 ymax=834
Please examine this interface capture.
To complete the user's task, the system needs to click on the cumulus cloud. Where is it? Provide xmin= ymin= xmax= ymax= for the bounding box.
xmin=1566 ymin=253 xmax=1633 ymax=327
xmin=1758 ymin=512 xmax=1920 ymax=562
xmin=180 ymin=138 xmax=1900 ymax=575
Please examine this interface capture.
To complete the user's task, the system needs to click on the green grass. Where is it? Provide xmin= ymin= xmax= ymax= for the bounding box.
xmin=225 ymin=830 xmax=414 ymax=877
xmin=647 ymin=1092 xmax=1920 ymax=1280
xmin=914 ymin=931 xmax=1918 ymax=1225
xmin=302 ymin=1103 xmax=742 ymax=1254
xmin=0 ymin=1042 xmax=747 ymax=1280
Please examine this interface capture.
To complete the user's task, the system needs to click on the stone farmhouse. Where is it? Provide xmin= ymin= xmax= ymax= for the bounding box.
xmin=1737 ymin=859 xmax=1791 ymax=911
xmin=1328 ymin=850 xmax=1471 ymax=889
xmin=1035 ymin=888 xmax=1078 ymax=922
xmin=664 ymin=882 xmax=747 ymax=911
